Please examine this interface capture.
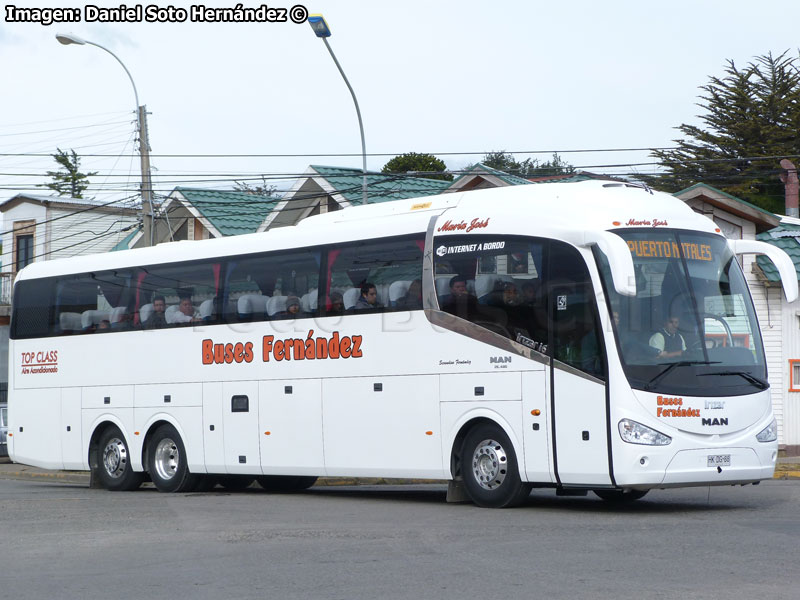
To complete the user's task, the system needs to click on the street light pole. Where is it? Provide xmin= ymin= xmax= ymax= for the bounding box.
xmin=56 ymin=33 xmax=155 ymax=246
xmin=308 ymin=15 xmax=368 ymax=205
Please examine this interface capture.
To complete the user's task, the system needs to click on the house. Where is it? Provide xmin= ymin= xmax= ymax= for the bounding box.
xmin=258 ymin=165 xmax=452 ymax=230
xmin=446 ymin=163 xmax=533 ymax=192
xmin=673 ymin=183 xmax=800 ymax=453
xmin=132 ymin=187 xmax=280 ymax=247
xmin=0 ymin=193 xmax=140 ymax=292
xmin=447 ymin=164 xmax=624 ymax=192
xmin=753 ymin=219 xmax=800 ymax=455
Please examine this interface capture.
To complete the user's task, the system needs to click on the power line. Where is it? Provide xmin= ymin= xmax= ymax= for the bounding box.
xmin=0 ymin=146 xmax=682 ymax=159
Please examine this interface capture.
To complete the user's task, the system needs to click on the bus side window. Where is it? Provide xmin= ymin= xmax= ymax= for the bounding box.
xmin=224 ymin=248 xmax=321 ymax=321
xmin=10 ymin=279 xmax=53 ymax=339
xmin=433 ymin=236 xmax=547 ymax=348
xmin=137 ymin=261 xmax=220 ymax=327
xmin=324 ymin=235 xmax=424 ymax=314
xmin=549 ymin=241 xmax=605 ymax=379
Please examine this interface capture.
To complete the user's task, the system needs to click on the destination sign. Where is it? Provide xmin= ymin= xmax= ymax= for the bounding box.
xmin=627 ymin=240 xmax=713 ymax=262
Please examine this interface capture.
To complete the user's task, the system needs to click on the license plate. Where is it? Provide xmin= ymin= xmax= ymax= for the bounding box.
xmin=707 ymin=454 xmax=731 ymax=467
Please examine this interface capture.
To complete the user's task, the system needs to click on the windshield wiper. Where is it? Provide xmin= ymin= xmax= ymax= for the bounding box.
xmin=644 ymin=361 xmax=719 ymax=391
xmin=698 ymin=370 xmax=769 ymax=390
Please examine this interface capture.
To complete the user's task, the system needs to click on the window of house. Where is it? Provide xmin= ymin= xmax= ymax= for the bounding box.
xmin=16 ymin=234 xmax=33 ymax=272
xmin=789 ymin=360 xmax=800 ymax=392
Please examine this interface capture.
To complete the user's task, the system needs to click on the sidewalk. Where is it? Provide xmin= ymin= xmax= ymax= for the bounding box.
xmin=2 ymin=456 xmax=799 ymax=484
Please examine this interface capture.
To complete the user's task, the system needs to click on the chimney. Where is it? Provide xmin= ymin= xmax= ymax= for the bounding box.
xmin=780 ymin=159 xmax=799 ymax=218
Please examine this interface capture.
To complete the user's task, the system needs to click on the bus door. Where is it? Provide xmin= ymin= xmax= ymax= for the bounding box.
xmin=549 ymin=241 xmax=612 ymax=487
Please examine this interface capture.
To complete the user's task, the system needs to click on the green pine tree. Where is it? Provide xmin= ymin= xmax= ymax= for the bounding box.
xmin=39 ymin=148 xmax=97 ymax=199
xmin=642 ymin=51 xmax=800 ymax=212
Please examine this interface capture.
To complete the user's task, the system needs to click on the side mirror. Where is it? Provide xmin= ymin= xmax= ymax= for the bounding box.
xmin=730 ymin=239 xmax=798 ymax=302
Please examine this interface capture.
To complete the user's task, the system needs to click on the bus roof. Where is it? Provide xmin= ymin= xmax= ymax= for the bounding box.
xmin=15 ymin=180 xmax=717 ymax=281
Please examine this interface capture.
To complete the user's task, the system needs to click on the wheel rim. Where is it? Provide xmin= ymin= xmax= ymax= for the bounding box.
xmin=471 ymin=438 xmax=508 ymax=490
xmin=153 ymin=437 xmax=179 ymax=481
xmin=102 ymin=437 xmax=128 ymax=479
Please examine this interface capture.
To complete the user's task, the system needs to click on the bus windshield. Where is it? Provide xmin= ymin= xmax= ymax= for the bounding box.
xmin=597 ymin=229 xmax=767 ymax=396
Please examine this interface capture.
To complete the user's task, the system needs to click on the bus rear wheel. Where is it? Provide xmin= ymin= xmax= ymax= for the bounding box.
xmin=96 ymin=425 xmax=144 ymax=491
xmin=256 ymin=476 xmax=318 ymax=492
xmin=147 ymin=424 xmax=199 ymax=493
xmin=593 ymin=489 xmax=649 ymax=503
xmin=461 ymin=423 xmax=530 ymax=508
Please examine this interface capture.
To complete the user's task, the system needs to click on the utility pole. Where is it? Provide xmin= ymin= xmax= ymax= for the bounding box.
xmin=55 ymin=33 xmax=156 ymax=246
xmin=138 ymin=105 xmax=155 ymax=246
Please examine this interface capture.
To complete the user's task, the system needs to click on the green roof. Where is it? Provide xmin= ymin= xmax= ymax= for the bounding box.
xmin=310 ymin=165 xmax=451 ymax=203
xmin=450 ymin=163 xmax=533 ymax=187
xmin=111 ymin=228 xmax=140 ymax=252
xmin=756 ymin=223 xmax=800 ymax=282
xmin=174 ymin=187 xmax=279 ymax=236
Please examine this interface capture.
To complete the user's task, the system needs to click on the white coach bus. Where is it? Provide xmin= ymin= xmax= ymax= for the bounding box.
xmin=7 ymin=181 xmax=796 ymax=507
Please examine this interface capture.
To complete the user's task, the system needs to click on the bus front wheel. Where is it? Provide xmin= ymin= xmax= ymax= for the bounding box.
xmin=147 ymin=424 xmax=198 ymax=493
xmin=461 ymin=423 xmax=531 ymax=508
xmin=96 ymin=425 xmax=144 ymax=491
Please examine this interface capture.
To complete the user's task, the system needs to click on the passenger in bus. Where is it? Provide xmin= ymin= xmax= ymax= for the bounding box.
xmin=396 ymin=279 xmax=423 ymax=310
xmin=328 ymin=291 xmax=345 ymax=316
xmin=521 ymin=282 xmax=539 ymax=307
xmin=144 ymin=295 xmax=168 ymax=329
xmin=501 ymin=282 xmax=521 ymax=306
xmin=97 ymin=319 xmax=111 ymax=332
xmin=112 ymin=309 xmax=134 ymax=331
xmin=286 ymin=295 xmax=301 ymax=316
xmin=172 ymin=294 xmax=201 ymax=324
xmin=649 ymin=315 xmax=686 ymax=359
xmin=440 ymin=275 xmax=478 ymax=319
xmin=354 ymin=282 xmax=381 ymax=310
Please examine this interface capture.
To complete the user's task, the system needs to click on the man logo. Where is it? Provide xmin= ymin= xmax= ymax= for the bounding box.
xmin=702 ymin=418 xmax=729 ymax=426
xmin=436 ymin=246 xmax=448 ymax=257
xmin=490 ymin=356 xmax=511 ymax=364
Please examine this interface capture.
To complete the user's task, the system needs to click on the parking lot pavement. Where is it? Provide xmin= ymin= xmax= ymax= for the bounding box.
xmin=2 ymin=455 xmax=799 ymax=485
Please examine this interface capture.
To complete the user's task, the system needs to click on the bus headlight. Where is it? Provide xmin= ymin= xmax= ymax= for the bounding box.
xmin=619 ymin=419 xmax=672 ymax=446
xmin=756 ymin=418 xmax=778 ymax=443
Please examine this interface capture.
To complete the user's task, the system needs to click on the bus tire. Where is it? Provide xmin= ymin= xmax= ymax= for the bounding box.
xmin=256 ymin=475 xmax=318 ymax=492
xmin=147 ymin=424 xmax=198 ymax=493
xmin=461 ymin=423 xmax=530 ymax=508
xmin=593 ymin=489 xmax=648 ymax=503
xmin=96 ymin=425 xmax=144 ymax=491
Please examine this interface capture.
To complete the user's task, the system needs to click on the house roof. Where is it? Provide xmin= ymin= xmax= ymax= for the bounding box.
xmin=170 ymin=187 xmax=280 ymax=236
xmin=449 ymin=163 xmax=533 ymax=188
xmin=309 ymin=165 xmax=452 ymax=203
xmin=756 ymin=221 xmax=800 ymax=282
xmin=111 ymin=227 xmax=140 ymax=252
xmin=0 ymin=192 xmax=138 ymax=215
xmin=674 ymin=183 xmax=780 ymax=231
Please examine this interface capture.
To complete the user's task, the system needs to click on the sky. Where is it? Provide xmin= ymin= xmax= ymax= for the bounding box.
xmin=1 ymin=0 xmax=799 ymax=212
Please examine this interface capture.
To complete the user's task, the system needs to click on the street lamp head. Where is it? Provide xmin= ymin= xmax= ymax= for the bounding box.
xmin=308 ymin=14 xmax=331 ymax=38
xmin=55 ymin=33 xmax=87 ymax=46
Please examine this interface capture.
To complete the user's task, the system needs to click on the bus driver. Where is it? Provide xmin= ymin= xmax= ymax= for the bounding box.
xmin=649 ymin=315 xmax=686 ymax=360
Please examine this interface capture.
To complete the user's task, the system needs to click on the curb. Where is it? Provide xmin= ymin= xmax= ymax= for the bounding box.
xmin=0 ymin=464 xmax=437 ymax=487
xmin=2 ymin=462 xmax=799 ymax=485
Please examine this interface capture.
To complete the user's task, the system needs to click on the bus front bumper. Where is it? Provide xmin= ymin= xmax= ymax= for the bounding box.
xmin=659 ymin=446 xmax=776 ymax=487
